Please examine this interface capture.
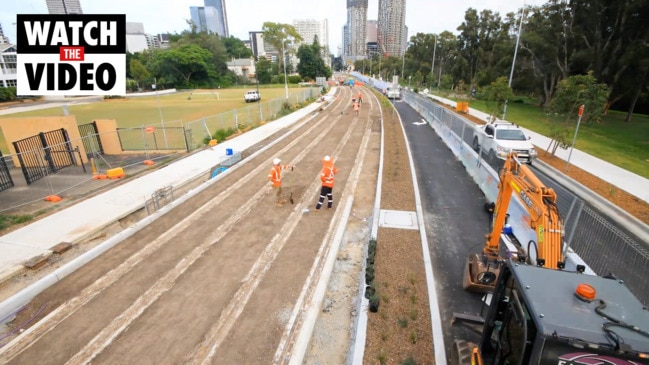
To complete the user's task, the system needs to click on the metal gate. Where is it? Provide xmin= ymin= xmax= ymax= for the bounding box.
xmin=13 ymin=129 xmax=75 ymax=185
xmin=78 ymin=121 xmax=104 ymax=157
xmin=0 ymin=151 xmax=14 ymax=192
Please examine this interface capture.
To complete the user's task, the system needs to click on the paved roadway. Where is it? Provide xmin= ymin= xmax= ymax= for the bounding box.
xmin=394 ymin=99 xmax=490 ymax=353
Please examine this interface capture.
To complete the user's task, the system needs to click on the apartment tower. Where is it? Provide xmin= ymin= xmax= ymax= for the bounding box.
xmin=345 ymin=0 xmax=368 ymax=57
xmin=377 ymin=0 xmax=406 ymax=57
xmin=204 ymin=0 xmax=229 ymax=37
xmin=45 ymin=0 xmax=83 ymax=14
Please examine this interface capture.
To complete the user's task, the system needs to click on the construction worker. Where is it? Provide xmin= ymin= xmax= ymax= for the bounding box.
xmin=268 ymin=158 xmax=294 ymax=206
xmin=315 ymin=155 xmax=338 ymax=211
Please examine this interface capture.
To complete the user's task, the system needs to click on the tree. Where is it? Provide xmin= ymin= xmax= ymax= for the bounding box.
xmin=222 ymin=36 xmax=253 ymax=59
xmin=297 ymin=36 xmax=331 ymax=80
xmin=256 ymin=57 xmax=272 ymax=84
xmin=129 ymin=59 xmax=151 ymax=89
xmin=550 ymin=73 xmax=608 ymax=124
xmin=482 ymin=76 xmax=513 ymax=120
xmin=519 ymin=1 xmax=573 ymax=107
xmin=261 ymin=22 xmax=303 ymax=75
xmin=153 ymin=44 xmax=217 ymax=87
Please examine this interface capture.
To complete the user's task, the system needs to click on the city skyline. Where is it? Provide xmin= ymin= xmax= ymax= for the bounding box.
xmin=1 ymin=0 xmax=545 ymax=53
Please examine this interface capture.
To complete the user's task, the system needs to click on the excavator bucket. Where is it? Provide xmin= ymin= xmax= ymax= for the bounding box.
xmin=462 ymin=253 xmax=501 ymax=293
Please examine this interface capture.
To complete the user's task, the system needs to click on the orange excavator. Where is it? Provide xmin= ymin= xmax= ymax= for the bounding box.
xmin=463 ymin=152 xmax=565 ymax=293
xmin=452 ymin=153 xmax=649 ymax=365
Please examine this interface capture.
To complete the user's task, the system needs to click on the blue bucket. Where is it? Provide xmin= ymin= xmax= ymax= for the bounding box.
xmin=226 ymin=148 xmax=233 ymax=156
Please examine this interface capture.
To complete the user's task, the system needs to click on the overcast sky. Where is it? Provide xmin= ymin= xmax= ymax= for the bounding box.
xmin=2 ymin=0 xmax=547 ymax=53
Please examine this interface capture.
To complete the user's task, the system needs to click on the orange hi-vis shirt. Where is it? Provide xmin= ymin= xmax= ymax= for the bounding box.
xmin=268 ymin=164 xmax=288 ymax=187
xmin=320 ymin=161 xmax=338 ymax=188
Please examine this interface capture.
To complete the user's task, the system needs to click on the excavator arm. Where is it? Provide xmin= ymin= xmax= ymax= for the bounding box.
xmin=464 ymin=153 xmax=565 ymax=292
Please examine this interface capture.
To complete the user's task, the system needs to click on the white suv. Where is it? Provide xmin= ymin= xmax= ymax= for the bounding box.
xmin=472 ymin=121 xmax=537 ymax=164
xmin=244 ymin=90 xmax=260 ymax=103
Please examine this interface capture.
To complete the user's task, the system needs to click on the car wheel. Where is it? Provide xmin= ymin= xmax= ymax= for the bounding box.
xmin=472 ymin=137 xmax=480 ymax=152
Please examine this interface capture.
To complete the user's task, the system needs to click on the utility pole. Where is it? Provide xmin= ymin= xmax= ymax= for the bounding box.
xmin=282 ymin=41 xmax=288 ymax=99
xmin=431 ymin=34 xmax=437 ymax=88
xmin=153 ymin=77 xmax=168 ymax=148
xmin=502 ymin=0 xmax=526 ymax=120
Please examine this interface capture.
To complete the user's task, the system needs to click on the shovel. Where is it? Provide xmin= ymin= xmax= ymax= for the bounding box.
xmin=289 ymin=166 xmax=295 ymax=204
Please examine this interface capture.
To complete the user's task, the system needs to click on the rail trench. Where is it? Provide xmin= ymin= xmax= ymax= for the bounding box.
xmin=0 ymin=85 xmax=382 ymax=364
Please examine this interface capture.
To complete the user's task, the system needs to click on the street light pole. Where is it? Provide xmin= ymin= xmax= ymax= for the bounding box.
xmin=502 ymin=0 xmax=526 ymax=120
xmin=282 ymin=41 xmax=289 ymax=100
xmin=153 ymin=77 xmax=168 ymax=148
xmin=431 ymin=34 xmax=437 ymax=88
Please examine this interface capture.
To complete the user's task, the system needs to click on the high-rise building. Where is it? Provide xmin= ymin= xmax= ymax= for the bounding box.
xmin=293 ymin=19 xmax=330 ymax=59
xmin=342 ymin=24 xmax=349 ymax=57
xmin=204 ymin=0 xmax=229 ymax=38
xmin=189 ymin=3 xmax=228 ymax=38
xmin=366 ymin=20 xmax=378 ymax=56
xmin=0 ymin=23 xmax=9 ymax=44
xmin=378 ymin=0 xmax=406 ymax=57
xmin=293 ymin=20 xmax=328 ymax=49
xmin=345 ymin=0 xmax=368 ymax=58
xmin=45 ymin=0 xmax=83 ymax=14
xmin=249 ymin=31 xmax=266 ymax=59
xmin=125 ymin=22 xmax=148 ymax=53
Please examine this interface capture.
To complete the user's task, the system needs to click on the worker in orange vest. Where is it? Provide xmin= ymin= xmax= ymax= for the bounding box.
xmin=357 ymin=91 xmax=363 ymax=105
xmin=268 ymin=158 xmax=294 ymax=206
xmin=315 ymin=155 xmax=338 ymax=211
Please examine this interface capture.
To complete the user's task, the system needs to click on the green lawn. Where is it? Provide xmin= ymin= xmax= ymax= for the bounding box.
xmin=0 ymin=85 xmax=312 ymax=152
xmin=435 ymin=93 xmax=649 ymax=179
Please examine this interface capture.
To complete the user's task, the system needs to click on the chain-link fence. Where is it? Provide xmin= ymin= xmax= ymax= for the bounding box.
xmin=402 ymin=89 xmax=649 ymax=306
xmin=183 ymin=88 xmax=317 ymax=149
xmin=0 ymin=87 xmax=321 ymax=214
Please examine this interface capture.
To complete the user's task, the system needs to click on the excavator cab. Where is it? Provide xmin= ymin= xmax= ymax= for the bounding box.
xmin=452 ymin=260 xmax=649 ymax=365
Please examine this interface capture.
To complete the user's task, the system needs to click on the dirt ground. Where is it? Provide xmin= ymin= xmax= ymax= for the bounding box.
xmin=0 ymin=86 xmax=381 ymax=364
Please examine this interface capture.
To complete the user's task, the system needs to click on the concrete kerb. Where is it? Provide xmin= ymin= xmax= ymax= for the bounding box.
xmin=351 ymin=87 xmax=386 ymax=365
xmin=0 ymin=94 xmax=331 ymax=325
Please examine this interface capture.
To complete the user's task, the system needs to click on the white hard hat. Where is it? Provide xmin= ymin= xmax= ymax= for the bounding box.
xmin=323 ymin=155 xmax=331 ymax=162
xmin=273 ymin=158 xmax=281 ymax=165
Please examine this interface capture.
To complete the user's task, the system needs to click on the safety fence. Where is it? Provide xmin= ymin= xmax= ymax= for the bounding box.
xmin=182 ymin=88 xmax=317 ymax=150
xmin=0 ymin=87 xmax=320 ymax=213
xmin=400 ymin=89 xmax=649 ymax=305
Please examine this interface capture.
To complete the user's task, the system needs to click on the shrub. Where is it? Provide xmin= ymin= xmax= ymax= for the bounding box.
xmin=288 ymin=75 xmax=302 ymax=84
xmin=0 ymin=87 xmax=17 ymax=102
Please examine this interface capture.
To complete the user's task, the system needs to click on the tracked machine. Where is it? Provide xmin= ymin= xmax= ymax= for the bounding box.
xmin=463 ymin=153 xmax=566 ymax=293
xmin=452 ymin=153 xmax=649 ymax=364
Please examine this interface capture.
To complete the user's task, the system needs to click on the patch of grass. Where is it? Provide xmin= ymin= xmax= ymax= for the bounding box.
xmin=378 ymin=350 xmax=388 ymax=365
xmin=0 ymin=87 xmax=311 ymax=153
xmin=429 ymin=92 xmax=649 ymax=179
xmin=0 ymin=214 xmax=34 ymax=231
xmin=409 ymin=293 xmax=417 ymax=305
xmin=409 ymin=330 xmax=418 ymax=344
xmin=398 ymin=286 xmax=409 ymax=295
xmin=401 ymin=355 xmax=418 ymax=365
xmin=380 ymin=294 xmax=390 ymax=304
xmin=407 ymin=273 xmax=416 ymax=285
xmin=397 ymin=316 xmax=409 ymax=328
xmin=409 ymin=309 xmax=418 ymax=321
